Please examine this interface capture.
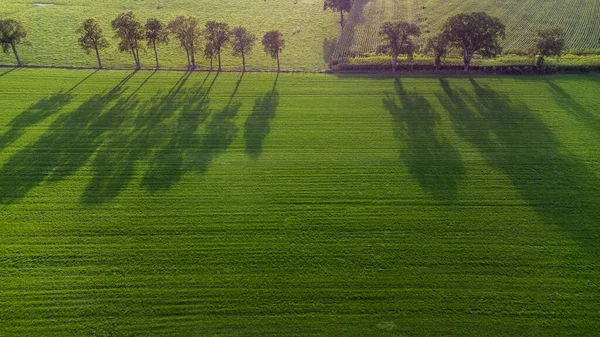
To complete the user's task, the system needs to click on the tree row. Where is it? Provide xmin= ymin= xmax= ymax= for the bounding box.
xmin=0 ymin=13 xmax=286 ymax=72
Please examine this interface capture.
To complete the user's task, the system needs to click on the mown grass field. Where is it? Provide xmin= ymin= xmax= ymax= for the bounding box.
xmin=0 ymin=0 xmax=340 ymax=71
xmin=333 ymin=0 xmax=600 ymax=61
xmin=1 ymin=68 xmax=600 ymax=335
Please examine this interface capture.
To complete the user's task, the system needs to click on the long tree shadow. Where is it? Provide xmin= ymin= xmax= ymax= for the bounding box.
xmin=244 ymin=75 xmax=279 ymax=159
xmin=0 ymin=70 xmax=99 ymax=149
xmin=546 ymin=80 xmax=600 ymax=136
xmin=81 ymin=71 xmax=187 ymax=204
xmin=0 ymin=72 xmax=136 ymax=205
xmin=383 ymin=78 xmax=465 ymax=200
xmin=0 ymin=92 xmax=73 ymax=149
xmin=0 ymin=67 xmax=18 ymax=77
xmin=141 ymin=72 xmax=219 ymax=191
xmin=437 ymin=78 xmax=600 ymax=254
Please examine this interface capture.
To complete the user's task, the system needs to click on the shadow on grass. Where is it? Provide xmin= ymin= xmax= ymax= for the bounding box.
xmin=244 ymin=74 xmax=279 ymax=159
xmin=546 ymin=80 xmax=600 ymax=136
xmin=0 ymin=71 xmax=137 ymax=205
xmin=0 ymin=70 xmax=99 ymax=149
xmin=383 ymin=78 xmax=465 ymax=200
xmin=437 ymin=78 xmax=600 ymax=254
xmin=0 ymin=67 xmax=18 ymax=77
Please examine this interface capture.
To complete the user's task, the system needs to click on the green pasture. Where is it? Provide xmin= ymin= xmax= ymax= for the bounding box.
xmin=0 ymin=0 xmax=340 ymax=70
xmin=1 ymin=68 xmax=600 ymax=335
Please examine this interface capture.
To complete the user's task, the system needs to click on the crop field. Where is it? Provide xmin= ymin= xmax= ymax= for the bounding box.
xmin=0 ymin=0 xmax=340 ymax=71
xmin=1 ymin=68 xmax=600 ymax=335
xmin=332 ymin=0 xmax=600 ymax=61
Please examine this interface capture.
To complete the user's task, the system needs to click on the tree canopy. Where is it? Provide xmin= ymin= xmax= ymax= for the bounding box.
xmin=204 ymin=21 xmax=230 ymax=71
xmin=323 ymin=0 xmax=352 ymax=26
xmin=425 ymin=33 xmax=450 ymax=70
xmin=111 ymin=11 xmax=145 ymax=69
xmin=443 ymin=12 xmax=505 ymax=72
xmin=78 ymin=18 xmax=108 ymax=69
xmin=145 ymin=18 xmax=169 ymax=69
xmin=168 ymin=16 xmax=202 ymax=69
xmin=231 ymin=26 xmax=256 ymax=72
xmin=529 ymin=27 xmax=565 ymax=70
xmin=378 ymin=21 xmax=421 ymax=71
xmin=262 ymin=30 xmax=285 ymax=72
xmin=0 ymin=19 xmax=28 ymax=66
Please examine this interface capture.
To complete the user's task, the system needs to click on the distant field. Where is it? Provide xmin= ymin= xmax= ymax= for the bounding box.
xmin=333 ymin=0 xmax=600 ymax=61
xmin=1 ymin=68 xmax=600 ymax=335
xmin=0 ymin=0 xmax=340 ymax=70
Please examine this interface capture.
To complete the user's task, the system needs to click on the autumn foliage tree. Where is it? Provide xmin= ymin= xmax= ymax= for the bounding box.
xmin=111 ymin=11 xmax=145 ymax=69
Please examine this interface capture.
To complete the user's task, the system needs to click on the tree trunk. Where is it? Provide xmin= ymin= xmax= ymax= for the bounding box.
xmin=241 ymin=50 xmax=246 ymax=72
xmin=276 ymin=52 xmax=280 ymax=72
xmin=131 ymin=47 xmax=140 ymax=69
xmin=185 ymin=48 xmax=190 ymax=68
xmin=153 ymin=42 xmax=159 ymax=69
xmin=209 ymin=56 xmax=213 ymax=70
xmin=136 ymin=49 xmax=141 ymax=69
xmin=463 ymin=53 xmax=472 ymax=73
xmin=340 ymin=10 xmax=344 ymax=26
xmin=94 ymin=46 xmax=102 ymax=69
xmin=11 ymin=43 xmax=21 ymax=67
xmin=217 ymin=49 xmax=222 ymax=72
xmin=393 ymin=52 xmax=398 ymax=72
xmin=190 ymin=48 xmax=196 ymax=69
xmin=536 ymin=55 xmax=544 ymax=72
xmin=435 ymin=56 xmax=441 ymax=71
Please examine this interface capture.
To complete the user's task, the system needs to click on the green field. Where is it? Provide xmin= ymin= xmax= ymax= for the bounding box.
xmin=333 ymin=0 xmax=600 ymax=61
xmin=1 ymin=68 xmax=600 ymax=335
xmin=0 ymin=0 xmax=340 ymax=71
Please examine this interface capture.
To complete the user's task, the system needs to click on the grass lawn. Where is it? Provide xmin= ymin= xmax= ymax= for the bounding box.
xmin=1 ymin=68 xmax=600 ymax=335
xmin=0 ymin=0 xmax=340 ymax=71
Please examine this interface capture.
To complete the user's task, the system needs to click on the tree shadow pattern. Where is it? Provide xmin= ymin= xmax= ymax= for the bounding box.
xmin=546 ymin=80 xmax=600 ymax=136
xmin=437 ymin=78 xmax=600 ymax=254
xmin=383 ymin=78 xmax=465 ymax=200
xmin=0 ymin=71 xmax=137 ymax=205
xmin=244 ymin=79 xmax=279 ymax=159
xmin=0 ymin=70 xmax=249 ymax=205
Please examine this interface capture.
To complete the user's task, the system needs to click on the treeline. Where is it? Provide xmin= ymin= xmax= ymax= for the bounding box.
xmin=322 ymin=0 xmax=597 ymax=73
xmin=375 ymin=12 xmax=571 ymax=72
xmin=0 ymin=13 xmax=285 ymax=72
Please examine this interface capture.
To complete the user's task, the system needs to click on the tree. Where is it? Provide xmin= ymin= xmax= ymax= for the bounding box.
xmin=443 ymin=12 xmax=505 ymax=73
xmin=425 ymin=33 xmax=450 ymax=71
xmin=0 ymin=19 xmax=27 ymax=67
xmin=168 ymin=16 xmax=202 ymax=69
xmin=204 ymin=41 xmax=215 ymax=70
xmin=111 ymin=11 xmax=145 ymax=69
xmin=262 ymin=30 xmax=285 ymax=72
xmin=145 ymin=18 xmax=169 ymax=69
xmin=77 ymin=18 xmax=109 ymax=69
xmin=204 ymin=21 xmax=230 ymax=72
xmin=377 ymin=21 xmax=421 ymax=72
xmin=323 ymin=0 xmax=352 ymax=26
xmin=529 ymin=27 xmax=565 ymax=71
xmin=231 ymin=26 xmax=256 ymax=72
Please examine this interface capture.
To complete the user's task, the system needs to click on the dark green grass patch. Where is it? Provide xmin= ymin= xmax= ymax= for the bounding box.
xmin=1 ymin=69 xmax=600 ymax=335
